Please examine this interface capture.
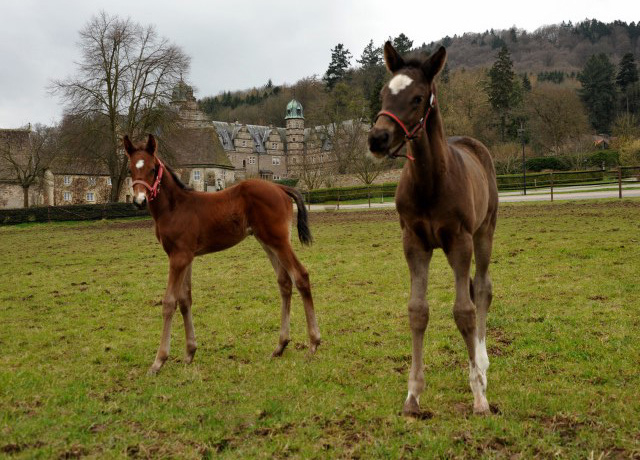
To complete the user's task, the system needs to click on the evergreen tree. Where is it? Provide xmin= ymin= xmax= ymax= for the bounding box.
xmin=323 ymin=43 xmax=352 ymax=90
xmin=616 ymin=53 xmax=639 ymax=113
xmin=357 ymin=40 xmax=382 ymax=68
xmin=522 ymin=73 xmax=532 ymax=91
xmin=486 ymin=46 xmax=522 ymax=141
xmin=578 ymin=53 xmax=617 ymax=133
xmin=391 ymin=33 xmax=413 ymax=55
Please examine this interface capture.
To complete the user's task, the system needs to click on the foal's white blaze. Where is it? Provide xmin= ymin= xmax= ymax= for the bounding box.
xmin=135 ymin=159 xmax=145 ymax=169
xmin=389 ymin=74 xmax=413 ymax=95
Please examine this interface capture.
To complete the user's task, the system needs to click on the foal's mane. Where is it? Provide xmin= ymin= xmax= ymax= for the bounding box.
xmin=163 ymin=161 xmax=192 ymax=191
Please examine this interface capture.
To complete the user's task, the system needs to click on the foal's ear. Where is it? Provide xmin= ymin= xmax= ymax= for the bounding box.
xmin=145 ymin=134 xmax=157 ymax=155
xmin=123 ymin=135 xmax=135 ymax=156
xmin=422 ymin=46 xmax=447 ymax=80
xmin=384 ymin=41 xmax=405 ymax=73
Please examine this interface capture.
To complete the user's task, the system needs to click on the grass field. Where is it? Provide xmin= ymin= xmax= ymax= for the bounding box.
xmin=1 ymin=200 xmax=640 ymax=458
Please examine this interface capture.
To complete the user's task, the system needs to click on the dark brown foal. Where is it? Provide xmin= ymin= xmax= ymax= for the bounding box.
xmin=368 ymin=43 xmax=498 ymax=415
xmin=123 ymin=134 xmax=321 ymax=374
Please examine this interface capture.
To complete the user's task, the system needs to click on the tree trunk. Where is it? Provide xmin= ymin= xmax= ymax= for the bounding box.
xmin=23 ymin=186 xmax=29 ymax=208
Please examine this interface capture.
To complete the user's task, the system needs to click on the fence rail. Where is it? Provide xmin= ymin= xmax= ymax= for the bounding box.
xmin=2 ymin=167 xmax=640 ymax=225
xmin=305 ymin=166 xmax=640 ymax=207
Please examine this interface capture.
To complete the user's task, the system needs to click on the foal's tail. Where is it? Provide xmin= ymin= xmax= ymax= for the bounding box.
xmin=280 ymin=186 xmax=313 ymax=246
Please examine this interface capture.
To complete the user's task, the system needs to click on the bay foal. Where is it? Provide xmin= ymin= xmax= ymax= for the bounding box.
xmin=123 ymin=134 xmax=321 ymax=374
xmin=368 ymin=43 xmax=498 ymax=415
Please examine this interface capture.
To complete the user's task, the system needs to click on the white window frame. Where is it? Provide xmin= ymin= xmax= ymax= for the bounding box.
xmin=63 ymin=176 xmax=71 ymax=185
xmin=272 ymin=143 xmax=277 ymax=149
xmin=88 ymin=177 xmax=96 ymax=186
xmin=86 ymin=192 xmax=95 ymax=202
xmin=63 ymin=192 xmax=72 ymax=202
xmin=248 ymin=156 xmax=256 ymax=165
xmin=272 ymin=157 xmax=280 ymax=166
xmin=106 ymin=177 xmax=112 ymax=186
xmin=193 ymin=170 xmax=201 ymax=181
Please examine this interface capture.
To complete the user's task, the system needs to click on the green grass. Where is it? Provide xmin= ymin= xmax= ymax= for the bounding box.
xmin=1 ymin=201 xmax=640 ymax=458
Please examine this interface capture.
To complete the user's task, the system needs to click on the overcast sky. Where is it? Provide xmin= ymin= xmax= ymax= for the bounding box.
xmin=0 ymin=0 xmax=637 ymax=128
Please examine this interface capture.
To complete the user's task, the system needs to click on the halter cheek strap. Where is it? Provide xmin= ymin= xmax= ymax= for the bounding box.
xmin=375 ymin=92 xmax=436 ymax=161
xmin=131 ymin=159 xmax=164 ymax=201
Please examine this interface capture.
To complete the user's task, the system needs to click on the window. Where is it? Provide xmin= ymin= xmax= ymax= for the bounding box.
xmin=273 ymin=175 xmax=281 ymax=180
xmin=193 ymin=170 xmax=201 ymax=181
xmin=86 ymin=192 xmax=95 ymax=202
xmin=272 ymin=157 xmax=280 ymax=165
xmin=106 ymin=177 xmax=112 ymax=186
xmin=242 ymin=160 xmax=246 ymax=168
xmin=272 ymin=143 xmax=277 ymax=149
xmin=88 ymin=177 xmax=96 ymax=186
xmin=63 ymin=192 xmax=72 ymax=201
xmin=242 ymin=140 xmax=247 ymax=147
xmin=248 ymin=156 xmax=256 ymax=165
xmin=63 ymin=176 xmax=71 ymax=185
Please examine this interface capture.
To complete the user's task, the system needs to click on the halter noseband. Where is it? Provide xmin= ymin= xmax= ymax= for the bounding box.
xmin=375 ymin=91 xmax=436 ymax=161
xmin=131 ymin=159 xmax=164 ymax=201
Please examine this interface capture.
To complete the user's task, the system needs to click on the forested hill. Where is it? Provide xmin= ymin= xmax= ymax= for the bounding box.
xmin=424 ymin=19 xmax=640 ymax=72
xmin=198 ymin=19 xmax=640 ymax=127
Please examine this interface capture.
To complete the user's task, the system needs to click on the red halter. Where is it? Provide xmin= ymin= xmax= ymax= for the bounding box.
xmin=131 ymin=159 xmax=164 ymax=201
xmin=375 ymin=92 xmax=436 ymax=161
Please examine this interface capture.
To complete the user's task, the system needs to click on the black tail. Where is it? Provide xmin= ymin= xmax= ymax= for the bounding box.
xmin=281 ymin=186 xmax=313 ymax=245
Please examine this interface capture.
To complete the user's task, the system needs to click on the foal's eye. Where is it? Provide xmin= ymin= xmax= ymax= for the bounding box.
xmin=412 ymin=96 xmax=423 ymax=105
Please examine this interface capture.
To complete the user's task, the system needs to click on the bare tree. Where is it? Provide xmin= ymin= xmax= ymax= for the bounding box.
xmin=0 ymin=125 xmax=60 ymax=207
xmin=52 ymin=11 xmax=190 ymax=201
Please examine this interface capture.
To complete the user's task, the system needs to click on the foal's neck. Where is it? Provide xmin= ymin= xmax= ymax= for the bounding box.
xmin=147 ymin=170 xmax=186 ymax=221
xmin=406 ymin=108 xmax=449 ymax=199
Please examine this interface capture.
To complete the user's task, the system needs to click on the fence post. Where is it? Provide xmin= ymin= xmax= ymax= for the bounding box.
xmin=368 ymin=186 xmax=371 ymax=208
xmin=337 ymin=189 xmax=340 ymax=210
xmin=550 ymin=172 xmax=553 ymax=202
xmin=381 ymin=188 xmax=384 ymax=204
xmin=618 ymin=167 xmax=622 ymax=199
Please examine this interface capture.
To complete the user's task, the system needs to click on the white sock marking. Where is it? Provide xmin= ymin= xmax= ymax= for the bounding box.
xmin=389 ymin=74 xmax=413 ymax=95
xmin=476 ymin=337 xmax=489 ymax=373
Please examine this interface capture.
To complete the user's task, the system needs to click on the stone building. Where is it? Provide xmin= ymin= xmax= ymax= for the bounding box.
xmin=0 ymin=81 xmax=369 ymax=209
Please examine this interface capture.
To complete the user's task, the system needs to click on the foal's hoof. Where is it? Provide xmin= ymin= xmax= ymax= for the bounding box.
xmin=271 ymin=340 xmax=290 ymax=358
xmin=185 ymin=347 xmax=197 ymax=364
xmin=147 ymin=367 xmax=160 ymax=376
xmin=402 ymin=395 xmax=422 ymax=418
xmin=473 ymin=399 xmax=491 ymax=416
xmin=309 ymin=339 xmax=321 ymax=354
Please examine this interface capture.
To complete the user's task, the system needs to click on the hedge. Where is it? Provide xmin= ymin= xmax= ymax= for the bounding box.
xmin=0 ymin=202 xmax=149 ymax=225
xmin=305 ymin=183 xmax=398 ymax=203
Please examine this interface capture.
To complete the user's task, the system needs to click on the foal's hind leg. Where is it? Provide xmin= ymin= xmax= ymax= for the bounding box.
xmin=179 ymin=262 xmax=197 ymax=364
xmin=472 ymin=225 xmax=495 ymax=408
xmin=446 ymin=234 xmax=490 ymax=414
xmin=402 ymin=229 xmax=433 ymax=417
xmin=272 ymin=244 xmax=321 ymax=353
xmin=149 ymin=252 xmax=193 ymax=375
xmin=260 ymin=242 xmax=293 ymax=357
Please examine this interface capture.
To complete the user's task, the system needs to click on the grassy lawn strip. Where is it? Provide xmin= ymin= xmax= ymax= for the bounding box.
xmin=1 ymin=200 xmax=639 ymax=458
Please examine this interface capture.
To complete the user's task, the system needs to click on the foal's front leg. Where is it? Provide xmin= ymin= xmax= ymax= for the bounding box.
xmin=446 ymin=234 xmax=490 ymax=414
xmin=149 ymin=253 xmax=193 ymax=375
xmin=402 ymin=229 xmax=433 ymax=416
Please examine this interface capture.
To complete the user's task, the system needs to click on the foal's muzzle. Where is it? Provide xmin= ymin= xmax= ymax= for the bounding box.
xmin=368 ymin=128 xmax=392 ymax=157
